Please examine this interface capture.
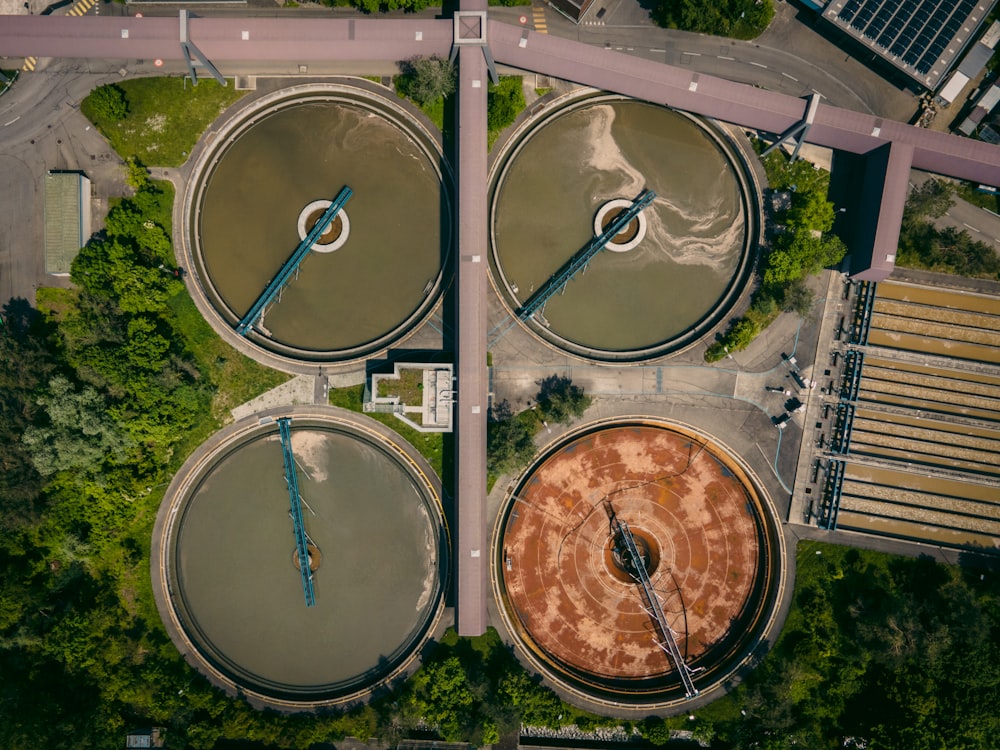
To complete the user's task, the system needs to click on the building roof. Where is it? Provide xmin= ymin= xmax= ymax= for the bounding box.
xmin=849 ymin=141 xmax=912 ymax=282
xmin=981 ymin=19 xmax=1000 ymax=48
xmin=957 ymin=40 xmax=995 ymax=77
xmin=937 ymin=71 xmax=970 ymax=104
xmin=980 ymin=85 xmax=1000 ymax=112
xmin=822 ymin=0 xmax=998 ymax=90
xmin=43 ymin=171 xmax=91 ymax=275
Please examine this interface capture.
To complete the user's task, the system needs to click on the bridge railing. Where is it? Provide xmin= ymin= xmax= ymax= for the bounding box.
xmin=278 ymin=417 xmax=317 ymax=607
xmin=237 ymin=186 xmax=352 ymax=336
xmin=517 ymin=189 xmax=656 ymax=321
xmin=609 ymin=511 xmax=699 ymax=698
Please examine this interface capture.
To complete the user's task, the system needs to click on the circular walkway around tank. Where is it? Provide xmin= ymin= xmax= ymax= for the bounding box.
xmin=151 ymin=406 xmax=448 ymax=709
xmin=493 ymin=417 xmax=785 ymax=710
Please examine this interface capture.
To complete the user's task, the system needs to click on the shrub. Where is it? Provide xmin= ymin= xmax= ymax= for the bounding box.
xmin=86 ymin=83 xmax=128 ymax=121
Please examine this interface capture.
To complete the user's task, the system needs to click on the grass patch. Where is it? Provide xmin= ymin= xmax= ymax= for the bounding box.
xmin=329 ymin=384 xmax=444 ymax=479
xmin=81 ymin=77 xmax=245 ymax=167
xmin=166 ymin=292 xmax=289 ymax=431
xmin=394 ymin=75 xmax=446 ymax=132
xmin=377 ymin=367 xmax=424 ymax=405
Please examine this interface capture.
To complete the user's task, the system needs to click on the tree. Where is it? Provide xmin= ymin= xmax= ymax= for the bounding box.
xmin=86 ymin=83 xmax=128 ymax=122
xmin=487 ymin=76 xmax=526 ymax=134
xmin=651 ymin=0 xmax=774 ymax=39
xmin=21 ymin=376 xmax=130 ymax=476
xmin=535 ymin=374 xmax=591 ymax=425
xmin=763 ymin=230 xmax=846 ymax=287
xmin=0 ymin=299 xmax=59 ymax=528
xmin=123 ymin=156 xmax=151 ymax=191
xmin=786 ymin=189 xmax=836 ymax=233
xmin=783 ymin=278 xmax=815 ymax=317
xmin=487 ymin=400 xmax=536 ymax=476
xmin=400 ymin=56 xmax=456 ymax=106
xmin=904 ymin=178 xmax=955 ymax=224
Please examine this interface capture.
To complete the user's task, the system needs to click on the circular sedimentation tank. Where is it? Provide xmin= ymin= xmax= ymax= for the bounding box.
xmin=489 ymin=94 xmax=759 ymax=361
xmin=183 ymin=83 xmax=451 ymax=366
xmin=494 ymin=419 xmax=784 ymax=708
xmin=152 ymin=409 xmax=448 ymax=708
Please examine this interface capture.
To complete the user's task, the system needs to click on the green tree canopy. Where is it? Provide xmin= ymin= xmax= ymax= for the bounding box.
xmin=786 ymin=189 xmax=836 ymax=233
xmin=487 ymin=76 xmax=526 ymax=134
xmin=535 ymin=374 xmax=591 ymax=424
xmin=487 ymin=399 xmax=536 ymax=476
xmin=903 ymin=178 xmax=956 ymax=225
xmin=399 ymin=55 xmax=456 ymax=106
xmin=652 ymin=0 xmax=774 ymax=39
xmin=21 ymin=376 xmax=130 ymax=476
xmin=85 ymin=83 xmax=128 ymax=122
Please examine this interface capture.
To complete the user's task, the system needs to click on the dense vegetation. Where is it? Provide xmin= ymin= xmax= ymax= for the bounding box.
xmin=487 ymin=375 xmax=591 ymax=480
xmin=706 ymin=147 xmax=846 ymax=362
xmin=682 ymin=542 xmax=1000 ymax=750
xmin=81 ymin=78 xmax=244 ymax=167
xmin=487 ymin=76 xmax=527 ymax=147
xmin=897 ymin=179 xmax=1000 ymax=280
xmin=0 ymin=161 xmax=288 ymax=749
xmin=651 ymin=0 xmax=774 ymax=40
xmin=395 ymin=58 xmax=527 ymax=147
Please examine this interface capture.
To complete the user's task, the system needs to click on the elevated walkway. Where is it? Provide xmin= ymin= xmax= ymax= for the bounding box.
xmin=277 ymin=417 xmax=317 ymax=607
xmin=237 ymin=186 xmax=352 ymax=336
xmin=607 ymin=503 xmax=699 ymax=698
xmin=517 ymin=190 xmax=656 ymax=321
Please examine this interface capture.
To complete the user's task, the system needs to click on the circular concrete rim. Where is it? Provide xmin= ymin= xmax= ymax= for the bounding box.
xmin=297 ymin=199 xmax=350 ymax=253
xmin=150 ymin=405 xmax=449 ymax=711
xmin=487 ymin=91 xmax=762 ymax=364
xmin=490 ymin=415 xmax=788 ymax=713
xmin=593 ymin=199 xmax=647 ymax=253
xmin=179 ymin=82 xmax=452 ymax=371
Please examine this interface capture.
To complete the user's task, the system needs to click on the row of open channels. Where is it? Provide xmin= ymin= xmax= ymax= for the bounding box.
xmin=818 ymin=278 xmax=1000 ymax=551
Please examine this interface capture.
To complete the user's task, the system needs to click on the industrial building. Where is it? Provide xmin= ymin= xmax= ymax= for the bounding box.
xmin=820 ymin=0 xmax=997 ymax=90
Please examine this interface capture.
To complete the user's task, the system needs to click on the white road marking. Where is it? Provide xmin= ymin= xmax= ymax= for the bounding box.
xmin=4 ymin=116 xmax=20 ymax=126
xmin=782 ymin=72 xmax=799 ymax=81
xmin=718 ymin=55 xmax=735 ymax=61
xmin=683 ymin=51 xmax=701 ymax=56
xmin=751 ymin=61 xmax=767 ymax=68
xmin=963 ymin=223 xmax=980 ymax=232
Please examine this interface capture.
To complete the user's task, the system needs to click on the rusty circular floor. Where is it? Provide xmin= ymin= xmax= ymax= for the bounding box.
xmin=495 ymin=419 xmax=782 ymax=707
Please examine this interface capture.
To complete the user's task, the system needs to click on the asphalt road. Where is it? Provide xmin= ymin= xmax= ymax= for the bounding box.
xmin=488 ymin=0 xmax=917 ymax=121
xmin=0 ymin=62 xmax=128 ymax=304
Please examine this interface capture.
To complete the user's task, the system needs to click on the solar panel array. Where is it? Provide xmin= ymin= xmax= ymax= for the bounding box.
xmin=823 ymin=0 xmax=996 ymax=86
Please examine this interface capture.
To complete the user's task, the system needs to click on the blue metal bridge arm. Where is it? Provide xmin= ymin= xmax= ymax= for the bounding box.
xmin=237 ymin=186 xmax=353 ymax=336
xmin=278 ymin=417 xmax=317 ymax=607
xmin=611 ymin=513 xmax=699 ymax=698
xmin=517 ymin=189 xmax=656 ymax=321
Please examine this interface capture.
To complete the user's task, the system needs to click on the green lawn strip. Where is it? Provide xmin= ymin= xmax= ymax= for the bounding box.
xmin=81 ymin=78 xmax=245 ymax=167
xmin=166 ymin=292 xmax=289 ymax=430
xmin=328 ymin=383 xmax=444 ymax=479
